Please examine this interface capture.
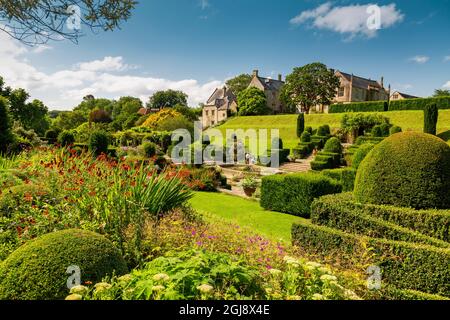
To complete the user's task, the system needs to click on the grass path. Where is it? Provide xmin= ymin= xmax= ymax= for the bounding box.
xmin=189 ymin=192 xmax=307 ymax=243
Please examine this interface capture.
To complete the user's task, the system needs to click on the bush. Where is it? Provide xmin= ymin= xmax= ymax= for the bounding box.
xmin=300 ymin=131 xmax=311 ymax=143
xmin=142 ymin=142 xmax=157 ymax=158
xmin=297 ymin=113 xmax=305 ymax=138
xmin=323 ymin=137 xmax=342 ymax=154
xmin=291 ymin=221 xmax=450 ymax=296
xmin=305 ymin=126 xmax=313 ymax=134
xmin=89 ymin=131 xmax=110 ymax=155
xmin=0 ymin=97 xmax=14 ymax=154
xmin=317 ymin=125 xmax=330 ymax=137
xmin=329 ymin=101 xmax=386 ymax=113
xmin=311 ymin=194 xmax=449 ymax=248
xmin=45 ymin=129 xmax=59 ymax=144
xmin=57 ymin=130 xmax=75 ymax=147
xmin=260 ymin=173 xmax=342 ymax=217
xmin=389 ymin=126 xmax=402 ymax=135
xmin=321 ymin=168 xmax=356 ymax=192
xmin=354 ymin=132 xmax=450 ymax=209
xmin=351 ymin=143 xmax=375 ymax=170
xmin=389 ymin=96 xmax=450 ymax=111
xmin=371 ymin=125 xmax=383 ymax=137
xmin=0 ymin=229 xmax=127 ymax=300
xmin=424 ymin=103 xmax=438 ymax=135
xmin=380 ymin=123 xmax=391 ymax=137
xmin=355 ymin=136 xmax=385 ymax=145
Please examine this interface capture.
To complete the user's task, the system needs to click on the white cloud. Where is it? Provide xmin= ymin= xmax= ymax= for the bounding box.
xmin=0 ymin=33 xmax=222 ymax=110
xmin=443 ymin=81 xmax=450 ymax=89
xmin=32 ymin=45 xmax=53 ymax=54
xmin=409 ymin=55 xmax=430 ymax=64
xmin=290 ymin=2 xmax=404 ymax=39
xmin=444 ymin=56 xmax=450 ymax=62
xmin=200 ymin=0 xmax=210 ymax=10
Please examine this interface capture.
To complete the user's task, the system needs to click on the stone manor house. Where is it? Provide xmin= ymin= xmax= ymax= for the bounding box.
xmin=202 ymin=69 xmax=392 ymax=128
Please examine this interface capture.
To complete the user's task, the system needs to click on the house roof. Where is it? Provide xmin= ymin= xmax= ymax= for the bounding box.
xmin=256 ymin=76 xmax=284 ymax=92
xmin=391 ymin=91 xmax=419 ymax=99
xmin=205 ymin=86 xmax=237 ymax=111
xmin=338 ymin=71 xmax=384 ymax=90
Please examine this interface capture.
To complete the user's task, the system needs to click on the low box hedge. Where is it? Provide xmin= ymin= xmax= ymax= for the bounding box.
xmin=291 ymin=221 xmax=450 ymax=296
xmin=389 ymin=96 xmax=450 ymax=111
xmin=311 ymin=194 xmax=449 ymax=248
xmin=329 ymin=101 xmax=387 ymax=113
xmin=321 ymin=168 xmax=356 ymax=192
xmin=260 ymin=173 xmax=342 ymax=217
xmin=355 ymin=136 xmax=385 ymax=146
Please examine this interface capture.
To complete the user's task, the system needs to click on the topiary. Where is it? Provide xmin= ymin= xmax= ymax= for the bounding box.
xmin=301 ymin=131 xmax=311 ymax=143
xmin=305 ymin=126 xmax=313 ymax=134
xmin=351 ymin=143 xmax=375 ymax=170
xmin=317 ymin=125 xmax=330 ymax=137
xmin=371 ymin=125 xmax=383 ymax=137
xmin=0 ymin=229 xmax=127 ymax=300
xmin=45 ymin=129 xmax=59 ymax=144
xmin=323 ymin=137 xmax=342 ymax=154
xmin=380 ymin=123 xmax=391 ymax=137
xmin=142 ymin=142 xmax=157 ymax=158
xmin=57 ymin=130 xmax=75 ymax=147
xmin=354 ymin=132 xmax=450 ymax=209
xmin=424 ymin=103 xmax=438 ymax=135
xmin=297 ymin=113 xmax=305 ymax=138
xmin=389 ymin=126 xmax=402 ymax=135
xmin=89 ymin=130 xmax=110 ymax=155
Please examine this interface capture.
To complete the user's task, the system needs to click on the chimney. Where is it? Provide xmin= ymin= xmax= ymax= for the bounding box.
xmin=278 ymin=74 xmax=282 ymax=81
xmin=381 ymin=77 xmax=384 ymax=88
xmin=253 ymin=69 xmax=259 ymax=77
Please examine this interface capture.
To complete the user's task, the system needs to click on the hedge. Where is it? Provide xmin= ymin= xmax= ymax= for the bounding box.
xmin=291 ymin=221 xmax=450 ymax=296
xmin=311 ymin=194 xmax=449 ymax=248
xmin=389 ymin=96 xmax=450 ymax=111
xmin=314 ymin=193 xmax=450 ymax=242
xmin=355 ymin=136 xmax=385 ymax=145
xmin=260 ymin=173 xmax=342 ymax=217
xmin=329 ymin=101 xmax=387 ymax=113
xmin=321 ymin=168 xmax=356 ymax=192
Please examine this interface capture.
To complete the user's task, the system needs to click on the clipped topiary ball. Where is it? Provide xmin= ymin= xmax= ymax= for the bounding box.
xmin=0 ymin=229 xmax=127 ymax=300
xmin=354 ymin=132 xmax=450 ymax=209
xmin=324 ymin=137 xmax=342 ymax=154
xmin=352 ymin=143 xmax=375 ymax=170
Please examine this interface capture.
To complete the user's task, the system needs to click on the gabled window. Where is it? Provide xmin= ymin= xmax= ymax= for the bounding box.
xmin=338 ymin=87 xmax=345 ymax=97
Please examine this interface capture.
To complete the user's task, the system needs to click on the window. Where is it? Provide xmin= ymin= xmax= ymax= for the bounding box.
xmin=205 ymin=110 xmax=209 ymax=116
xmin=393 ymin=94 xmax=399 ymax=100
xmin=338 ymin=87 xmax=345 ymax=97
xmin=212 ymin=110 xmax=215 ymax=116
xmin=211 ymin=121 xmax=215 ymax=125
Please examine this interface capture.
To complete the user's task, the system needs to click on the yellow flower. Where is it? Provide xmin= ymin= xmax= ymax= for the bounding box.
xmin=312 ymin=293 xmax=325 ymax=300
xmin=197 ymin=284 xmax=214 ymax=294
xmin=94 ymin=282 xmax=112 ymax=293
xmin=153 ymin=273 xmax=170 ymax=282
xmin=117 ymin=274 xmax=132 ymax=284
xmin=70 ymin=285 xmax=88 ymax=295
xmin=65 ymin=294 xmax=83 ymax=301
xmin=268 ymin=268 xmax=282 ymax=276
xmin=152 ymin=285 xmax=165 ymax=292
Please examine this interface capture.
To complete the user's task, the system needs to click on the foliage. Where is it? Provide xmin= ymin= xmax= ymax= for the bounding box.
xmin=371 ymin=125 xmax=383 ymax=137
xmin=141 ymin=142 xmax=157 ymax=158
xmin=282 ymin=63 xmax=340 ymax=114
xmin=142 ymin=109 xmax=182 ymax=129
xmin=173 ymin=105 xmax=200 ymax=122
xmin=329 ymin=101 xmax=387 ymax=113
xmin=389 ymin=96 xmax=450 ymax=111
xmin=226 ymin=74 xmax=252 ymax=97
xmin=260 ymin=173 xmax=342 ymax=217
xmin=148 ymin=90 xmax=188 ymax=109
xmin=351 ymin=144 xmax=374 ymax=170
xmin=242 ymin=176 xmax=259 ymax=189
xmin=52 ymin=111 xmax=87 ymax=131
xmin=300 ymin=131 xmax=311 ymax=143
xmin=155 ymin=114 xmax=194 ymax=136
xmin=341 ymin=113 xmax=390 ymax=138
xmin=296 ymin=113 xmax=305 ymax=138
xmin=0 ymin=229 xmax=127 ymax=300
xmin=354 ymin=132 xmax=450 ymax=209
xmin=89 ymin=109 xmax=112 ymax=124
xmin=433 ymin=89 xmax=450 ymax=98
xmin=424 ymin=103 xmax=439 ymax=135
xmin=45 ymin=129 xmax=60 ymax=144
xmin=389 ymin=126 xmax=402 ymax=135
xmin=321 ymin=168 xmax=356 ymax=192
xmin=0 ymin=97 xmax=14 ymax=153
xmin=89 ymin=131 xmax=110 ymax=155
xmin=237 ymin=87 xmax=270 ymax=116
xmin=58 ymin=130 xmax=75 ymax=146
xmin=323 ymin=137 xmax=342 ymax=154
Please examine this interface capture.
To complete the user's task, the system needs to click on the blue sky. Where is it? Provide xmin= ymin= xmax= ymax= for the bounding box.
xmin=1 ymin=0 xmax=449 ymax=110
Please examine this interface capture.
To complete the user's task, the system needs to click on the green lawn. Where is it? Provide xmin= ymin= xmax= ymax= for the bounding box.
xmin=213 ymin=110 xmax=450 ymax=149
xmin=189 ymin=192 xmax=307 ymax=243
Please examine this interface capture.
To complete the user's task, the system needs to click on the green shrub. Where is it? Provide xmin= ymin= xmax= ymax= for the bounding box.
xmin=321 ymin=168 xmax=356 ymax=192
xmin=311 ymin=194 xmax=449 ymax=248
xmin=142 ymin=142 xmax=157 ymax=158
xmin=300 ymin=131 xmax=311 ymax=143
xmin=354 ymin=132 xmax=450 ymax=209
xmin=297 ymin=113 xmax=305 ymax=138
xmin=329 ymin=101 xmax=386 ymax=113
xmin=260 ymin=173 xmax=342 ymax=217
xmin=305 ymin=126 xmax=313 ymax=134
xmin=355 ymin=136 xmax=385 ymax=145
xmin=45 ymin=129 xmax=59 ymax=144
xmin=351 ymin=143 xmax=374 ymax=170
xmin=371 ymin=125 xmax=383 ymax=137
xmin=389 ymin=126 xmax=402 ymax=135
xmin=57 ymin=130 xmax=75 ymax=147
xmin=310 ymin=160 xmax=331 ymax=171
xmin=424 ymin=103 xmax=438 ymax=135
xmin=291 ymin=221 xmax=450 ymax=296
xmin=323 ymin=137 xmax=342 ymax=154
xmin=89 ymin=130 xmax=110 ymax=155
xmin=380 ymin=123 xmax=391 ymax=137
xmin=389 ymin=96 xmax=450 ymax=111
xmin=317 ymin=125 xmax=330 ymax=137
xmin=0 ymin=229 xmax=127 ymax=300
xmin=293 ymin=146 xmax=310 ymax=159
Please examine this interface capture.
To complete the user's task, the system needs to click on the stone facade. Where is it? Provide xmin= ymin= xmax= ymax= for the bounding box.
xmin=334 ymin=71 xmax=390 ymax=104
xmin=390 ymin=91 xmax=419 ymax=101
xmin=202 ymin=86 xmax=238 ymax=128
xmin=247 ymin=70 xmax=285 ymax=113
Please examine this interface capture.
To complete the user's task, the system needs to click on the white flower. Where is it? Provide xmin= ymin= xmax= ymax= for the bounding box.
xmin=69 ymin=285 xmax=88 ymax=295
xmin=318 ymin=267 xmax=332 ymax=274
xmin=320 ymin=275 xmax=338 ymax=282
xmin=152 ymin=285 xmax=165 ymax=292
xmin=94 ymin=282 xmax=112 ymax=292
xmin=283 ymin=256 xmax=300 ymax=266
xmin=117 ymin=274 xmax=132 ymax=283
xmin=269 ymin=268 xmax=282 ymax=275
xmin=153 ymin=273 xmax=170 ymax=282
xmin=197 ymin=284 xmax=214 ymax=294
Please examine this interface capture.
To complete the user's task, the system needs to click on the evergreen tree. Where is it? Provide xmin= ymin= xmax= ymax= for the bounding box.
xmin=0 ymin=97 xmax=14 ymax=153
xmin=424 ymin=103 xmax=438 ymax=135
xmin=297 ymin=113 xmax=305 ymax=138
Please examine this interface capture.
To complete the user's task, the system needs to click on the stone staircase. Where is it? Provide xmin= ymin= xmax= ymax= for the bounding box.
xmin=279 ymin=155 xmax=314 ymax=173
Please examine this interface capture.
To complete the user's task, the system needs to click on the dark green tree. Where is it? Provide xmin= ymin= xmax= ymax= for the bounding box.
xmin=225 ymin=74 xmax=252 ymax=97
xmin=0 ymin=97 xmax=14 ymax=153
xmin=148 ymin=90 xmax=188 ymax=109
xmin=237 ymin=87 xmax=269 ymax=116
xmin=433 ymin=89 xmax=450 ymax=98
xmin=297 ymin=113 xmax=305 ymax=138
xmin=282 ymin=63 xmax=340 ymax=114
xmin=424 ymin=103 xmax=438 ymax=135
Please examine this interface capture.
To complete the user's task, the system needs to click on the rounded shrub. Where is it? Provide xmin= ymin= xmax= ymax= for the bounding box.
xmin=351 ymin=143 xmax=375 ymax=170
xmin=57 ymin=130 xmax=75 ymax=147
xmin=45 ymin=129 xmax=59 ymax=144
xmin=301 ymin=131 xmax=312 ymax=143
xmin=371 ymin=125 xmax=383 ymax=137
xmin=89 ymin=130 xmax=110 ymax=155
xmin=380 ymin=123 xmax=391 ymax=137
xmin=0 ymin=229 xmax=127 ymax=300
xmin=354 ymin=132 xmax=450 ymax=209
xmin=317 ymin=125 xmax=330 ymax=137
xmin=389 ymin=126 xmax=402 ymax=135
xmin=323 ymin=137 xmax=342 ymax=154
xmin=142 ymin=142 xmax=157 ymax=158
xmin=305 ymin=126 xmax=313 ymax=134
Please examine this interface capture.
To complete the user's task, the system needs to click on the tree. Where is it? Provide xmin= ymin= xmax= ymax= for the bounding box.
xmin=0 ymin=0 xmax=137 ymax=45
xmin=237 ymin=87 xmax=269 ymax=116
xmin=0 ymin=76 xmax=12 ymax=98
xmin=282 ymin=63 xmax=340 ymax=114
xmin=0 ymin=97 xmax=14 ymax=153
xmin=433 ymin=89 xmax=450 ymax=97
xmin=226 ymin=74 xmax=252 ymax=97
xmin=148 ymin=90 xmax=188 ymax=110
xmin=424 ymin=103 xmax=438 ymax=135
xmin=89 ymin=109 xmax=112 ymax=124
xmin=52 ymin=111 xmax=87 ymax=131
xmin=74 ymin=98 xmax=114 ymax=115
xmin=297 ymin=113 xmax=305 ymax=138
